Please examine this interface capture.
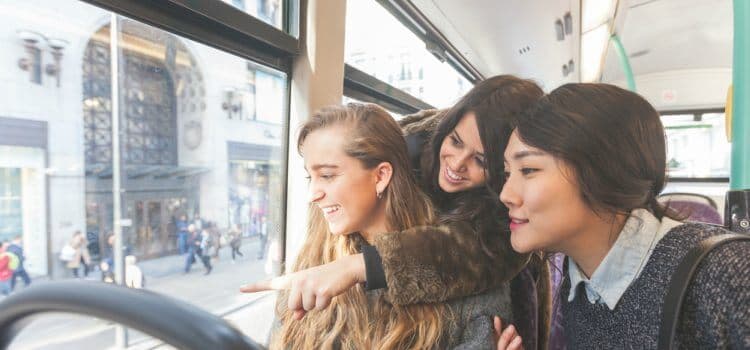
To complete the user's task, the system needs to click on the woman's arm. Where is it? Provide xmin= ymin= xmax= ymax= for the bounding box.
xmin=240 ymin=221 xmax=528 ymax=316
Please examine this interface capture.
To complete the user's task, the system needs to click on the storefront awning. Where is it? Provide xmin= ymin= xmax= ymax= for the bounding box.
xmin=86 ymin=164 xmax=210 ymax=180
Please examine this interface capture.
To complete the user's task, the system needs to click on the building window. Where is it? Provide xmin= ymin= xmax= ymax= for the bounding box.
xmin=83 ymin=23 xmax=186 ymax=167
xmin=0 ymin=168 xmax=22 ymax=242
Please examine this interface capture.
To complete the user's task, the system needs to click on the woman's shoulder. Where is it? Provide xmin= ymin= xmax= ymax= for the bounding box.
xmin=654 ymin=222 xmax=750 ymax=314
xmin=447 ymin=282 xmax=513 ymax=319
xmin=400 ymin=109 xmax=445 ymax=135
xmin=689 ymin=231 xmax=750 ymax=293
xmin=657 ymin=222 xmax=732 ymax=250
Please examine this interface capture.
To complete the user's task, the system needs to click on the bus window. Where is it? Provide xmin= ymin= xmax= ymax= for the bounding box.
xmin=663 ymin=112 xmax=730 ymax=179
xmin=344 ymin=0 xmax=470 ymax=108
xmin=1 ymin=0 xmax=290 ymax=347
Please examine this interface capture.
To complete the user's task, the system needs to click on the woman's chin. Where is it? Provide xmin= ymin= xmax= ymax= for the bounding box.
xmin=510 ymin=236 xmax=534 ymax=254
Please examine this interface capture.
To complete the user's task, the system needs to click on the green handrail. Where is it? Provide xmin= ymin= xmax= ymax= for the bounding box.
xmin=611 ymin=34 xmax=636 ymax=91
xmin=731 ymin=0 xmax=750 ymax=189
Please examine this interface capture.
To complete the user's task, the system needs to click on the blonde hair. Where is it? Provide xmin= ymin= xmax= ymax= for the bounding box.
xmin=272 ymin=103 xmax=445 ymax=349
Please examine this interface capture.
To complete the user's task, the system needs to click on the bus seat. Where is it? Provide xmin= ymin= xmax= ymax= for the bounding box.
xmin=657 ymin=192 xmax=723 ymax=225
xmin=657 ymin=192 xmax=718 ymax=209
xmin=662 ymin=200 xmax=723 ymax=225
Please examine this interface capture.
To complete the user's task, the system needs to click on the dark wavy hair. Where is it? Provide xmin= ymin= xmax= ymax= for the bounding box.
xmin=422 ymin=75 xmax=544 ymax=251
xmin=514 ymin=83 xmax=676 ymax=219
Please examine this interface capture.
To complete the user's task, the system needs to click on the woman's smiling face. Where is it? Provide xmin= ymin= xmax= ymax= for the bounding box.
xmin=302 ymin=126 xmax=385 ymax=236
xmin=437 ymin=112 xmax=487 ymax=192
xmin=499 ymin=130 xmax=600 ymax=254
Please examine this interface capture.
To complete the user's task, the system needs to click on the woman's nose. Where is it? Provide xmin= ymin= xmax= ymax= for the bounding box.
xmin=308 ymin=189 xmax=324 ymax=203
xmin=452 ymin=151 xmax=473 ymax=172
xmin=499 ymin=179 xmax=519 ymax=209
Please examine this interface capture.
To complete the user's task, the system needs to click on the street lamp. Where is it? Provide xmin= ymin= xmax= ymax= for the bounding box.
xmin=16 ymin=29 xmax=69 ymax=87
xmin=45 ymin=38 xmax=69 ymax=87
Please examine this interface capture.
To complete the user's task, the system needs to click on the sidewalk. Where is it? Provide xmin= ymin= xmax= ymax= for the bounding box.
xmin=6 ymin=238 xmax=278 ymax=350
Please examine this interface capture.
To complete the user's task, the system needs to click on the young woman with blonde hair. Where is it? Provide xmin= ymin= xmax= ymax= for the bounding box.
xmin=271 ymin=103 xmax=514 ymax=349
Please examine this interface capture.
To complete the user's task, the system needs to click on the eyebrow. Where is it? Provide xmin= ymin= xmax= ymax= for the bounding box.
xmin=305 ymin=164 xmax=339 ymax=172
xmin=508 ymin=150 xmax=546 ymax=161
xmin=452 ymin=131 xmax=486 ymax=158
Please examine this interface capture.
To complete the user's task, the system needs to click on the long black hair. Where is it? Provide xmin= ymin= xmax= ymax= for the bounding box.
xmin=422 ymin=75 xmax=544 ymax=249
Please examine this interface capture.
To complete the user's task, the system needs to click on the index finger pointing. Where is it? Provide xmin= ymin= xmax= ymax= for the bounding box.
xmin=240 ymin=274 xmax=293 ymax=293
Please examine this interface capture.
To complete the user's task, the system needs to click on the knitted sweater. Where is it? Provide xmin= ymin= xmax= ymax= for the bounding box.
xmin=365 ymin=282 xmax=513 ymax=349
xmin=562 ymin=223 xmax=750 ymax=349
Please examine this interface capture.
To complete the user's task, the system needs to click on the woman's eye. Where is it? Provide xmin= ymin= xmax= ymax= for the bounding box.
xmin=475 ymin=156 xmax=485 ymax=167
xmin=450 ymin=135 xmax=460 ymax=146
xmin=320 ymin=174 xmax=336 ymax=180
xmin=521 ymin=168 xmax=538 ymax=175
xmin=304 ymin=175 xmax=311 ymax=181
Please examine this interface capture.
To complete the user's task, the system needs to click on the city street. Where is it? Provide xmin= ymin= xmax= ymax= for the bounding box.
xmin=5 ymin=239 xmax=277 ymax=349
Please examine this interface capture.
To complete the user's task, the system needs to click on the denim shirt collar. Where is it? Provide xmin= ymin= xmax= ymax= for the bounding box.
xmin=567 ymin=209 xmax=683 ymax=310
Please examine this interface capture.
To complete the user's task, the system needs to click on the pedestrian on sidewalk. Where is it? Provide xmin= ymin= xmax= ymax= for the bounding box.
xmin=0 ymin=242 xmax=13 ymax=296
xmin=99 ymin=233 xmax=132 ymax=283
xmin=257 ymin=215 xmax=268 ymax=260
xmin=125 ymin=255 xmax=145 ymax=289
xmin=176 ymin=214 xmax=189 ymax=255
xmin=198 ymin=228 xmax=213 ymax=275
xmin=66 ymin=231 xmax=91 ymax=278
xmin=183 ymin=225 xmax=212 ymax=275
xmin=228 ymin=224 xmax=244 ymax=262
xmin=192 ymin=213 xmax=204 ymax=232
xmin=8 ymin=235 xmax=30 ymax=291
xmin=208 ymin=221 xmax=222 ymax=258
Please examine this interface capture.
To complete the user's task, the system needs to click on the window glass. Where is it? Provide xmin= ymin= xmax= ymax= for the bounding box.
xmin=345 ymin=0 xmax=471 ymax=108
xmin=2 ymin=0 xmax=285 ymax=346
xmin=663 ymin=112 xmax=730 ymax=178
xmin=220 ymin=0 xmax=283 ymax=30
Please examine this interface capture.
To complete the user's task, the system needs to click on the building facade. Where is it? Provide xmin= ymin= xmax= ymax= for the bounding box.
xmin=0 ymin=0 xmax=286 ymax=277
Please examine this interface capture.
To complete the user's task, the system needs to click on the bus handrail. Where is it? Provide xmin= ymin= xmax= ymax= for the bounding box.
xmin=0 ymin=281 xmax=263 ymax=350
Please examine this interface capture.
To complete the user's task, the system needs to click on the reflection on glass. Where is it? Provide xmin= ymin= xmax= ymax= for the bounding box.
xmin=664 ymin=112 xmax=730 ymax=178
xmin=2 ymin=0 xmax=285 ymax=346
xmin=220 ymin=0 xmax=283 ymax=30
xmin=345 ymin=0 xmax=471 ymax=108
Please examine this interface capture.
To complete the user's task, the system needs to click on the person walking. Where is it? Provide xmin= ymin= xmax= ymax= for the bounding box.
xmin=183 ymin=225 xmax=212 ymax=275
xmin=198 ymin=228 xmax=213 ymax=275
xmin=66 ymin=231 xmax=91 ymax=278
xmin=0 ymin=242 xmax=13 ymax=296
xmin=176 ymin=214 xmax=189 ymax=255
xmin=8 ymin=235 xmax=30 ymax=291
xmin=257 ymin=215 xmax=268 ymax=260
xmin=124 ymin=255 xmax=145 ymax=289
xmin=228 ymin=224 xmax=244 ymax=262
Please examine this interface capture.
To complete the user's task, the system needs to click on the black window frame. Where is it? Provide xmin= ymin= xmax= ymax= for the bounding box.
xmin=661 ymin=108 xmax=730 ymax=183
xmin=344 ymin=65 xmax=434 ymax=115
xmin=81 ymin=0 xmax=299 ymax=72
